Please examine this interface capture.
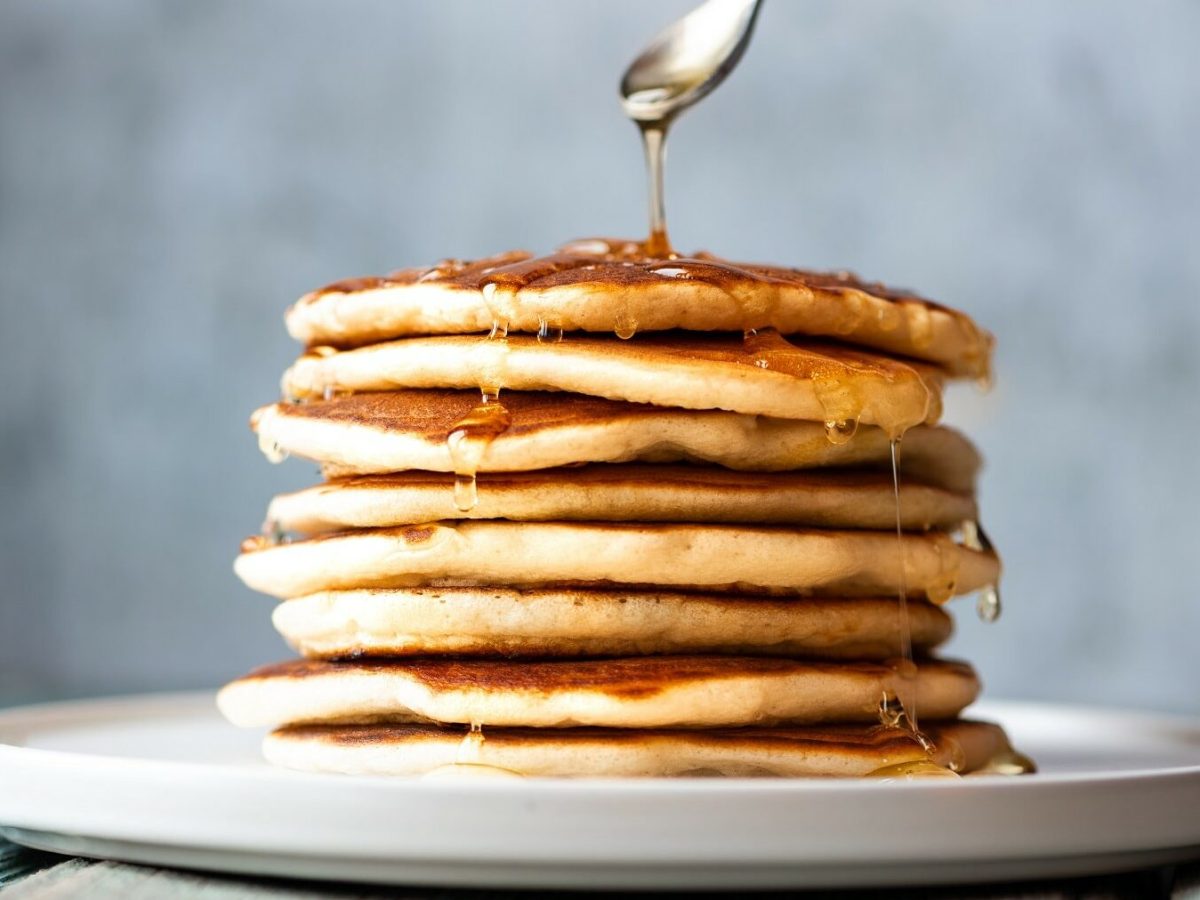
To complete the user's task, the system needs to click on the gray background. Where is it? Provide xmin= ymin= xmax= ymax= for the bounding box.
xmin=1 ymin=1 xmax=1197 ymax=711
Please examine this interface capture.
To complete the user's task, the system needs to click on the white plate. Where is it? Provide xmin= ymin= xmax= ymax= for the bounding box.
xmin=0 ymin=693 xmax=1198 ymax=890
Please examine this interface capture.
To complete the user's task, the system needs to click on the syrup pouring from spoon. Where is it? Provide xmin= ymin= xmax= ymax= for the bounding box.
xmin=620 ymin=0 xmax=764 ymax=257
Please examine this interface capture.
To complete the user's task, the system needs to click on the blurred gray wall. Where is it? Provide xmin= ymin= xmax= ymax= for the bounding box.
xmin=1 ymin=1 xmax=1197 ymax=711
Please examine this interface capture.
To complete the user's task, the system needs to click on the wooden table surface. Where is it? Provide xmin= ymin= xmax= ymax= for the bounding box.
xmin=2 ymin=838 xmax=1198 ymax=899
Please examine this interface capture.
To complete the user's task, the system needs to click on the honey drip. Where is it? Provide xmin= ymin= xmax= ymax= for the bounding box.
xmin=960 ymin=520 xmax=1001 ymax=622
xmin=813 ymin=372 xmax=865 ymax=446
xmin=480 ymin=282 xmax=510 ymax=339
xmin=536 ymin=318 xmax=564 ymax=343
xmin=890 ymin=440 xmax=914 ymax=678
xmin=639 ymin=123 xmax=674 ymax=258
xmin=447 ymin=396 xmax=511 ymax=512
xmin=261 ymin=519 xmax=288 ymax=547
xmin=976 ymin=585 xmax=1002 ymax=624
xmin=258 ymin=433 xmax=288 ymax=464
xmin=923 ymin=535 xmax=961 ymax=605
xmin=824 ymin=418 xmax=859 ymax=444
xmin=885 ymin=437 xmax=935 ymax=756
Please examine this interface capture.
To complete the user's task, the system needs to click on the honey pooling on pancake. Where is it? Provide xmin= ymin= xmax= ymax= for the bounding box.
xmin=294 ymin=241 xmax=993 ymax=382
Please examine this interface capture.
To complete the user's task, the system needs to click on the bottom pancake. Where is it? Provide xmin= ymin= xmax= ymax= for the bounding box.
xmin=272 ymin=589 xmax=953 ymax=659
xmin=263 ymin=719 xmax=1022 ymax=778
xmin=216 ymin=656 xmax=980 ymax=730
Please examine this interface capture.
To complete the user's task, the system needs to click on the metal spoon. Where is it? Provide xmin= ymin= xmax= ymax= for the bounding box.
xmin=619 ymin=0 xmax=763 ymax=254
xmin=620 ymin=0 xmax=763 ymax=124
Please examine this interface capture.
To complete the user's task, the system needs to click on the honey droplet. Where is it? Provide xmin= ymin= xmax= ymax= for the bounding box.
xmin=824 ymin=418 xmax=859 ymax=444
xmin=453 ymin=474 xmax=478 ymax=512
xmin=878 ymin=691 xmax=903 ymax=729
xmin=867 ymin=760 xmax=960 ymax=780
xmin=258 ymin=433 xmax=288 ymax=464
xmin=261 ymin=519 xmax=289 ymax=546
xmin=614 ymin=313 xmax=639 ymax=340
xmin=976 ymin=584 xmax=1002 ymax=623
xmin=813 ymin=372 xmax=865 ymax=444
xmin=480 ymin=281 xmax=511 ymax=339
xmin=536 ymin=319 xmax=564 ymax=343
xmin=924 ymin=534 xmax=961 ymax=604
xmin=447 ymin=398 xmax=512 ymax=513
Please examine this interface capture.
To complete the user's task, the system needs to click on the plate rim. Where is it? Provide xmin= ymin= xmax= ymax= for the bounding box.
xmin=1 ymin=691 xmax=1199 ymax=883
xmin=2 ymin=691 xmax=1199 ymax=791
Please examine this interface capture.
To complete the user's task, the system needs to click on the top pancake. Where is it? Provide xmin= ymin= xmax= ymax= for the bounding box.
xmin=282 ymin=331 xmax=943 ymax=436
xmin=285 ymin=239 xmax=993 ymax=379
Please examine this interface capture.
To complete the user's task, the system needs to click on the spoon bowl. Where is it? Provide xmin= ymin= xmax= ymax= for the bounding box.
xmin=620 ymin=0 xmax=763 ymax=125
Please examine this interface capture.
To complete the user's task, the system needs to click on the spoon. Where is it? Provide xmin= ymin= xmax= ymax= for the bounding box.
xmin=619 ymin=0 xmax=764 ymax=254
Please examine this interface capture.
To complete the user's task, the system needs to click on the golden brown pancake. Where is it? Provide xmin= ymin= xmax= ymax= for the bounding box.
xmin=282 ymin=331 xmax=943 ymax=435
xmin=261 ymin=718 xmax=1016 ymax=778
xmin=252 ymin=391 xmax=982 ymax=492
xmin=284 ymin=240 xmax=992 ymax=379
xmin=234 ymin=521 xmax=999 ymax=601
xmin=265 ymin=466 xmax=977 ymax=534
xmin=271 ymin=589 xmax=952 ymax=660
xmin=216 ymin=656 xmax=980 ymax=729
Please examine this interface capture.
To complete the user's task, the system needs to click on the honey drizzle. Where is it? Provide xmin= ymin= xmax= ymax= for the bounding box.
xmin=446 ymin=395 xmax=511 ymax=512
xmin=882 ymin=436 xmax=941 ymax=763
xmin=639 ymin=123 xmax=674 ymax=258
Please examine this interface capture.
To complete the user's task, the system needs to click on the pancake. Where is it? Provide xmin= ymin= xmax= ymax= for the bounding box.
xmin=262 ymin=718 xmax=1014 ymax=778
xmin=235 ymin=522 xmax=999 ymax=601
xmin=284 ymin=240 xmax=992 ymax=379
xmin=216 ymin=656 xmax=980 ymax=729
xmin=272 ymin=589 xmax=953 ymax=660
xmin=266 ymin=466 xmax=977 ymax=535
xmin=252 ymin=391 xmax=982 ymax=492
xmin=281 ymin=331 xmax=943 ymax=436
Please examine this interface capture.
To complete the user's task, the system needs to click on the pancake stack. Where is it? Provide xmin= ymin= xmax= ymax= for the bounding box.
xmin=218 ymin=238 xmax=1032 ymax=778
